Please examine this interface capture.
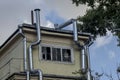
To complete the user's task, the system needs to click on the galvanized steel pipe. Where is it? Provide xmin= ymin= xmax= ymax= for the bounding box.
xmin=55 ymin=19 xmax=74 ymax=29
xmin=73 ymin=20 xmax=78 ymax=42
xmin=26 ymin=71 xmax=30 ymax=80
xmin=55 ymin=19 xmax=78 ymax=42
xmin=81 ymin=47 xmax=87 ymax=74
xmin=38 ymin=70 xmax=43 ymax=80
xmin=29 ymin=9 xmax=41 ymax=71
xmin=18 ymin=25 xmax=30 ymax=80
xmin=18 ymin=25 xmax=28 ymax=71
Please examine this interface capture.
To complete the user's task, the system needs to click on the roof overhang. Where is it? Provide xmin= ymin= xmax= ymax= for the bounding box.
xmin=0 ymin=23 xmax=92 ymax=52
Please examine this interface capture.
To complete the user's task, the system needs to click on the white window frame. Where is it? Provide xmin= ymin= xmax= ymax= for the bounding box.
xmin=39 ymin=44 xmax=74 ymax=63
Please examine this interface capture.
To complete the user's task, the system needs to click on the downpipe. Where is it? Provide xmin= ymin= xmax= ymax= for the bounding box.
xmin=37 ymin=69 xmax=43 ymax=80
xmin=81 ymin=46 xmax=87 ymax=74
xmin=26 ymin=71 xmax=30 ymax=80
xmin=86 ymin=45 xmax=91 ymax=80
xmin=18 ymin=25 xmax=30 ymax=80
xmin=87 ymin=38 xmax=93 ymax=80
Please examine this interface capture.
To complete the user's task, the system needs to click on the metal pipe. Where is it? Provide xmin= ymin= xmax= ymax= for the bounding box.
xmin=26 ymin=71 xmax=30 ymax=80
xmin=18 ymin=25 xmax=30 ymax=80
xmin=31 ymin=10 xmax=34 ymax=25
xmin=55 ymin=18 xmax=78 ymax=42
xmin=37 ymin=70 xmax=43 ymax=80
xmin=86 ymin=46 xmax=91 ymax=80
xmin=73 ymin=20 xmax=78 ymax=42
xmin=29 ymin=9 xmax=41 ymax=71
xmin=18 ymin=25 xmax=28 ymax=71
xmin=81 ymin=47 xmax=87 ymax=74
xmin=55 ymin=19 xmax=75 ymax=29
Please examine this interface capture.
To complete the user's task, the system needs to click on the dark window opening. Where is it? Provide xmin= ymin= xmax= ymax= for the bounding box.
xmin=41 ymin=46 xmax=72 ymax=62
xmin=52 ymin=48 xmax=61 ymax=61
xmin=42 ymin=46 xmax=51 ymax=60
xmin=62 ymin=49 xmax=71 ymax=62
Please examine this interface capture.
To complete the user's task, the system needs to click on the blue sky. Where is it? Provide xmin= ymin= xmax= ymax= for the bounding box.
xmin=90 ymin=33 xmax=120 ymax=79
xmin=0 ymin=0 xmax=120 ymax=79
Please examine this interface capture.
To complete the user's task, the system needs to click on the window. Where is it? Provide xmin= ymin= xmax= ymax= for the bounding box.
xmin=42 ymin=47 xmax=51 ymax=60
xmin=41 ymin=45 xmax=73 ymax=63
xmin=52 ymin=48 xmax=61 ymax=61
xmin=62 ymin=49 xmax=71 ymax=62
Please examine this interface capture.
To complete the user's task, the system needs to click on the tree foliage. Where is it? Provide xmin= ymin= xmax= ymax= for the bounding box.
xmin=72 ymin=0 xmax=120 ymax=46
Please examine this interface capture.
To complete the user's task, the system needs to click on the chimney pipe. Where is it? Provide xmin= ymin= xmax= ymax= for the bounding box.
xmin=31 ymin=10 xmax=34 ymax=25
xmin=29 ymin=9 xmax=41 ymax=71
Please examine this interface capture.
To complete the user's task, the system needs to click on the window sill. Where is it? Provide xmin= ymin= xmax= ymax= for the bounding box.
xmin=40 ymin=59 xmax=75 ymax=65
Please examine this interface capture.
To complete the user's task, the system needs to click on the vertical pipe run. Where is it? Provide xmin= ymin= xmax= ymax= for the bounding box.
xmin=34 ymin=9 xmax=41 ymax=44
xmin=18 ymin=26 xmax=28 ymax=71
xmin=73 ymin=20 xmax=78 ymax=42
xmin=29 ymin=46 xmax=33 ymax=70
xmin=31 ymin=10 xmax=34 ymax=25
xmin=86 ymin=46 xmax=91 ymax=80
xmin=26 ymin=71 xmax=30 ymax=80
xmin=81 ymin=47 xmax=87 ymax=74
xmin=23 ymin=38 xmax=27 ymax=71
xmin=38 ymin=70 xmax=43 ymax=80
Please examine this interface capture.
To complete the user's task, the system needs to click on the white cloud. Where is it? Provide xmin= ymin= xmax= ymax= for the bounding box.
xmin=44 ymin=0 xmax=87 ymax=19
xmin=94 ymin=30 xmax=113 ymax=48
xmin=45 ymin=20 xmax=54 ymax=28
xmin=0 ymin=0 xmax=87 ymax=45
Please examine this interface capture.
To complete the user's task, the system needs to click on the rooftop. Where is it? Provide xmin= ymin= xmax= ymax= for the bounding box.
xmin=0 ymin=23 xmax=92 ymax=49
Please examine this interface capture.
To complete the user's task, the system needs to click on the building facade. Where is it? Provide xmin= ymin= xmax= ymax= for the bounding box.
xmin=0 ymin=9 xmax=93 ymax=80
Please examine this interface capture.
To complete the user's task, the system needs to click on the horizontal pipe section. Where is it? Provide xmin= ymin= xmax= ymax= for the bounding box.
xmin=56 ymin=19 xmax=75 ymax=29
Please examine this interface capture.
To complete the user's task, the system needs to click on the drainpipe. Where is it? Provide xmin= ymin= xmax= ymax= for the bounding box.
xmin=18 ymin=25 xmax=30 ymax=80
xmin=18 ymin=26 xmax=27 ymax=71
xmin=87 ymin=40 xmax=93 ymax=80
xmin=81 ymin=46 xmax=87 ymax=74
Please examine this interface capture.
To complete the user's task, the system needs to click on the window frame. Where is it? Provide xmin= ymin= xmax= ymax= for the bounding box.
xmin=40 ymin=44 xmax=74 ymax=63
